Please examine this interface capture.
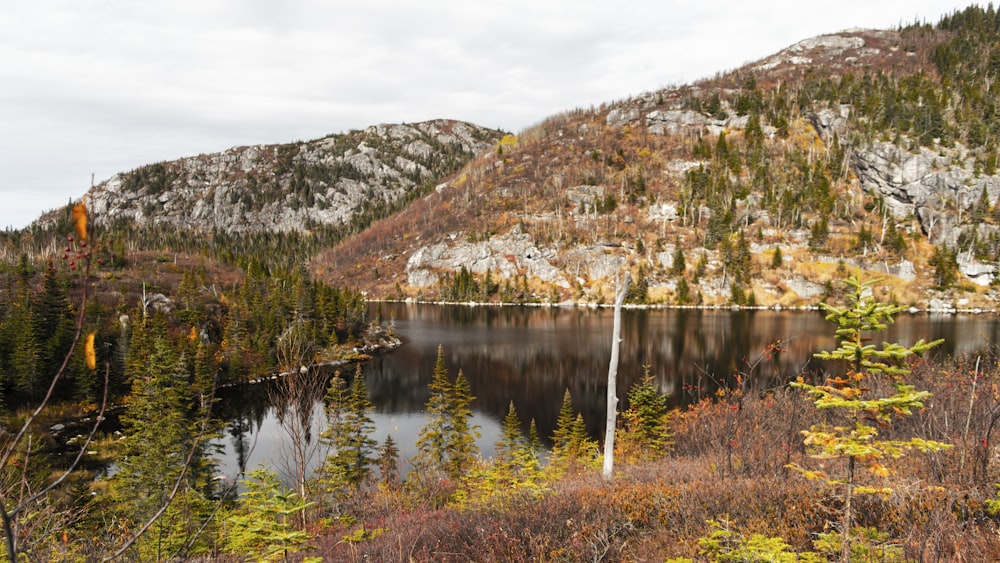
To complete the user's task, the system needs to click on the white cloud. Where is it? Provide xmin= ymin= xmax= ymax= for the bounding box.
xmin=0 ymin=0 xmax=969 ymax=229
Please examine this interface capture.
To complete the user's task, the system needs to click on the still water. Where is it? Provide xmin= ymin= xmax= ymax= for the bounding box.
xmin=213 ymin=303 xmax=1000 ymax=482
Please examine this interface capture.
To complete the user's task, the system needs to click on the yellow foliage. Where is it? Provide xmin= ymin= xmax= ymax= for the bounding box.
xmin=498 ymin=134 xmax=519 ymax=149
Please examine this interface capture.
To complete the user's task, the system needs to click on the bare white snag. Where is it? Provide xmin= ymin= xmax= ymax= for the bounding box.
xmin=602 ymin=271 xmax=630 ymax=480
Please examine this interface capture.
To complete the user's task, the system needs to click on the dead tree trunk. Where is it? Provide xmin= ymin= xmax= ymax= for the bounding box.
xmin=603 ymin=271 xmax=631 ymax=480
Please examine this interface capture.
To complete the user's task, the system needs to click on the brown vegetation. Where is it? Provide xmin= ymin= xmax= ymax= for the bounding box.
xmin=291 ymin=350 xmax=1000 ymax=561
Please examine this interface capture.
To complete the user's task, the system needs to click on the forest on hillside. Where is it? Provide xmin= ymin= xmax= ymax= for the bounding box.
xmin=314 ymin=5 xmax=1000 ymax=309
xmin=5 ymin=5 xmax=1000 ymax=561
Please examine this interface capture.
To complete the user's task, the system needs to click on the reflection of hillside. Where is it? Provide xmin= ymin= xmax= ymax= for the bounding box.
xmin=359 ymin=304 xmax=998 ymax=442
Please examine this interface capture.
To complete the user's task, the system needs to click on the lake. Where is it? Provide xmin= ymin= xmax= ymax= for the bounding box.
xmin=212 ymin=303 xmax=1000 ymax=483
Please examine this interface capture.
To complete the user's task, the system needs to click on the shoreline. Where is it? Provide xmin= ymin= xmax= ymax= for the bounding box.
xmin=368 ymin=298 xmax=996 ymax=315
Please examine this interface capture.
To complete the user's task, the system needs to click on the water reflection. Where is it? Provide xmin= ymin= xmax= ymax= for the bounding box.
xmin=215 ymin=303 xmax=999 ymax=480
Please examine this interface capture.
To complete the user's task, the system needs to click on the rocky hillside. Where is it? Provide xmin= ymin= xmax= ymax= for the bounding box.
xmin=313 ymin=11 xmax=1000 ymax=310
xmin=81 ymin=120 xmax=503 ymax=234
xmin=33 ymin=6 xmax=1000 ymax=311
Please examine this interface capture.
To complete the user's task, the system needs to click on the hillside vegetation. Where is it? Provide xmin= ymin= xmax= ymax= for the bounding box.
xmin=4 ymin=4 xmax=1000 ymax=561
xmin=314 ymin=7 xmax=1000 ymax=310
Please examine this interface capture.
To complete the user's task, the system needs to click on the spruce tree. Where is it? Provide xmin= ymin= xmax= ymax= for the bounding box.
xmin=550 ymin=389 xmax=597 ymax=474
xmin=771 ymin=246 xmax=783 ymax=269
xmin=414 ymin=345 xmax=454 ymax=473
xmin=222 ymin=467 xmax=313 ymax=562
xmin=376 ymin=435 xmax=400 ymax=488
xmin=414 ymin=346 xmax=479 ymax=480
xmin=619 ymin=367 xmax=673 ymax=461
xmin=495 ymin=401 xmax=524 ymax=471
xmin=551 ymin=389 xmax=577 ymax=462
xmin=789 ymin=273 xmax=951 ymax=558
xmin=447 ymin=369 xmax=479 ymax=479
xmin=671 ymin=243 xmax=686 ymax=276
xmin=320 ymin=364 xmax=377 ymax=491
xmin=111 ymin=316 xmax=216 ymax=559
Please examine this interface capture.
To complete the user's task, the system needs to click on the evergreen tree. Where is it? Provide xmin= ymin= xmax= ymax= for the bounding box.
xmin=618 ymin=367 xmax=673 ymax=461
xmin=809 ymin=216 xmax=829 ymax=250
xmin=671 ymin=243 xmax=687 ymax=276
xmin=222 ymin=467 xmax=313 ymax=562
xmin=789 ymin=273 xmax=950 ymax=558
xmin=771 ymin=246 xmax=783 ymax=269
xmin=929 ymin=244 xmax=961 ymax=289
xmin=320 ymin=364 xmax=377 ymax=491
xmin=376 ymin=435 xmax=400 ymax=488
xmin=626 ymin=265 xmax=649 ymax=304
xmin=550 ymin=389 xmax=597 ymax=474
xmin=504 ymin=404 xmax=543 ymax=488
xmin=414 ymin=346 xmax=480 ymax=480
xmin=110 ymin=316 xmax=216 ymax=559
xmin=414 ymin=345 xmax=454 ymax=473
xmin=495 ymin=401 xmax=525 ymax=471
xmin=676 ymin=277 xmax=692 ymax=305
xmin=34 ymin=262 xmax=74 ymax=389
xmin=551 ymin=389 xmax=577 ymax=461
xmin=447 ymin=369 xmax=479 ymax=479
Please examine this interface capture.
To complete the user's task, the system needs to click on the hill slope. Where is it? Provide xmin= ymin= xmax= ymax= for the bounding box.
xmin=27 ymin=6 xmax=1000 ymax=311
xmin=313 ymin=13 xmax=1000 ymax=310
xmin=81 ymin=120 xmax=503 ymax=234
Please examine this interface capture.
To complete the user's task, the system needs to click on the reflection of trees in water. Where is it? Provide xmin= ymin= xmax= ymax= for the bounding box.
xmin=220 ymin=304 xmax=1000 ymax=449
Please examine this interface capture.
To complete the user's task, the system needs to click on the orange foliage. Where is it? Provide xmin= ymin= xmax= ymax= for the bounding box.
xmin=71 ymin=202 xmax=88 ymax=241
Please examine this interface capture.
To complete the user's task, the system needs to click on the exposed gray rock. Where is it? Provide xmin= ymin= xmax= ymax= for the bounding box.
xmin=851 ymin=141 xmax=1000 ymax=244
xmin=406 ymin=227 xmax=571 ymax=289
xmin=606 ymin=108 xmax=640 ymax=127
xmin=566 ymin=185 xmax=606 ymax=211
xmin=645 ymin=109 xmax=748 ymax=136
xmin=810 ymin=105 xmax=851 ymax=141
xmin=754 ymin=34 xmax=868 ymax=73
xmin=958 ymin=251 xmax=997 ymax=286
xmin=784 ymin=278 xmax=824 ymax=299
xmin=82 ymin=120 xmax=501 ymax=235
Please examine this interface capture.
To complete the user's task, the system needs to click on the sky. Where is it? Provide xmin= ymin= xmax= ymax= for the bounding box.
xmin=0 ymin=1 xmax=973 ymax=230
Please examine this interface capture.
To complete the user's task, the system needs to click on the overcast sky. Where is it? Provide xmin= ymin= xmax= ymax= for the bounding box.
xmin=0 ymin=1 xmax=972 ymax=229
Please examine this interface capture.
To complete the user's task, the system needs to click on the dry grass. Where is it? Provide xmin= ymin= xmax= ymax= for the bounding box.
xmin=296 ymin=350 xmax=1000 ymax=562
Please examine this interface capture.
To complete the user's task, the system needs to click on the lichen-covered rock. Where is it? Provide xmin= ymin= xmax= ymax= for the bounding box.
xmin=851 ymin=141 xmax=1000 ymax=244
xmin=83 ymin=120 xmax=502 ymax=234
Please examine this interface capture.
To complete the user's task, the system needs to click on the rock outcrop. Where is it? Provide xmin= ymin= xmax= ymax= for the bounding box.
xmin=84 ymin=120 xmax=502 ymax=234
xmin=851 ymin=141 xmax=1000 ymax=245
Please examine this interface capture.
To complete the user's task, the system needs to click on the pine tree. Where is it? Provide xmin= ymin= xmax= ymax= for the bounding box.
xmin=447 ymin=369 xmax=479 ymax=479
xmin=320 ymin=364 xmax=377 ymax=491
xmin=111 ymin=316 xmax=216 ymax=559
xmin=619 ymin=367 xmax=673 ymax=461
xmin=414 ymin=347 xmax=480 ymax=480
xmin=788 ymin=273 xmax=951 ymax=558
xmin=414 ymin=345 xmax=454 ymax=473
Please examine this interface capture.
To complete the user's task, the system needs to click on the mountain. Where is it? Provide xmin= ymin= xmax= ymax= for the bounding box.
xmin=42 ymin=6 xmax=1000 ymax=310
xmin=311 ymin=10 xmax=1000 ymax=310
xmin=82 ymin=120 xmax=503 ymax=234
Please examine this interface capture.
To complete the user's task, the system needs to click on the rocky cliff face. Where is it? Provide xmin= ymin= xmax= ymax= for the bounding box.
xmin=85 ymin=120 xmax=502 ymax=233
